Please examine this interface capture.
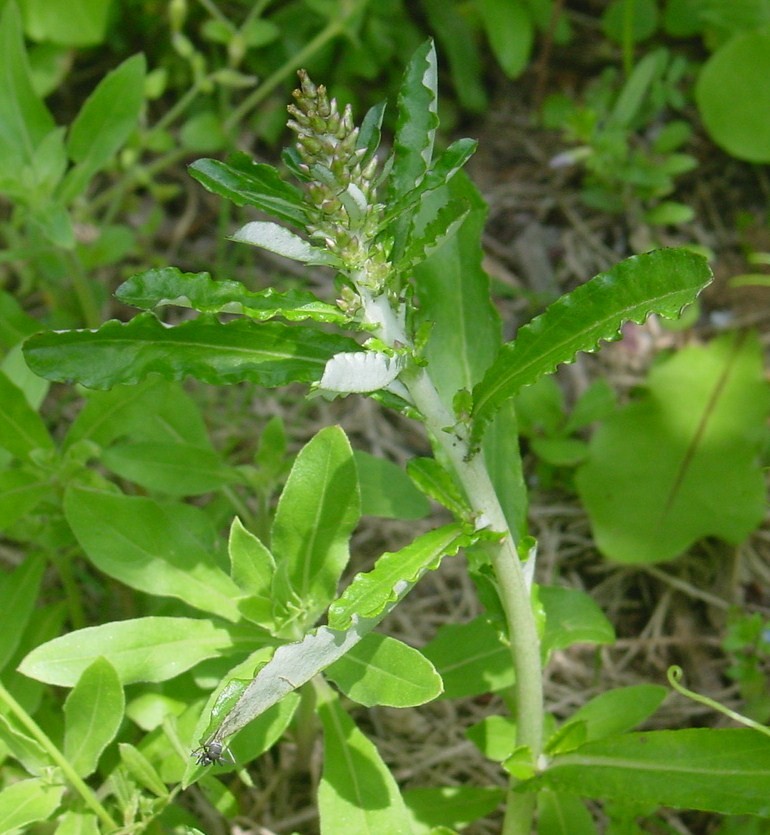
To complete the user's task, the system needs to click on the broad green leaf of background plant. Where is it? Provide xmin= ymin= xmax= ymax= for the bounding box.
xmin=116 ymin=267 xmax=348 ymax=324
xmin=539 ymin=586 xmax=615 ymax=657
xmin=696 ymin=29 xmax=770 ymax=163
xmin=537 ymin=789 xmax=597 ymax=835
xmin=23 ymin=312 xmax=362 ymax=389
xmin=0 ymin=554 xmax=45 ymax=671
xmin=63 ymin=484 xmax=243 ymax=621
xmin=64 ymin=376 xmax=210 ymax=450
xmin=0 ymin=778 xmax=64 ymax=833
xmin=100 ymin=440 xmax=243 ymax=496
xmin=421 ymin=615 xmax=514 ymax=699
xmin=555 ymin=685 xmax=667 ymax=748
xmin=529 ymin=728 xmax=770 ymax=817
xmin=0 ymin=2 xmax=54 ymax=174
xmin=471 ymin=248 xmax=713 ymax=444
xmin=118 ymin=743 xmax=169 ymax=798
xmin=575 ymin=331 xmax=770 ymax=563
xmin=228 ymin=517 xmax=276 ymax=626
xmin=19 ymin=0 xmax=114 ymax=46
xmin=354 ymin=450 xmax=430 ymax=519
xmin=19 ymin=616 xmax=236 ymax=686
xmin=0 ymin=371 xmax=54 ymax=459
xmin=63 ymin=657 xmax=124 ymax=777
xmin=326 ymin=633 xmax=443 ymax=707
xmin=61 ymin=53 xmax=145 ymax=201
xmin=403 ymin=786 xmax=506 ymax=834
xmin=478 ymin=0 xmax=534 ymax=78
xmin=0 ymin=470 xmax=51 ymax=532
xmin=270 ymin=425 xmax=359 ymax=626
xmin=317 ymin=686 xmax=415 ymax=834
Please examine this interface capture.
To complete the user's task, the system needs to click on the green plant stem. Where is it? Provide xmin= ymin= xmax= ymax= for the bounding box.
xmin=358 ymin=287 xmax=543 ymax=834
xmin=0 ymin=680 xmax=118 ymax=832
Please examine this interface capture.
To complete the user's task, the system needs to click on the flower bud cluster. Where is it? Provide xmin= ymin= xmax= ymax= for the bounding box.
xmin=288 ymin=70 xmax=390 ymax=291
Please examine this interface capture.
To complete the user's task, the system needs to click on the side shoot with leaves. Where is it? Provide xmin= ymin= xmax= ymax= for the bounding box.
xmin=14 ymin=38 xmax=770 ymax=835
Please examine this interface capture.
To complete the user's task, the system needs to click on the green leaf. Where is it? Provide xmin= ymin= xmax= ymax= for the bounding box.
xmin=101 ymin=440 xmax=243 ymax=496
xmin=0 ymin=3 xmax=55 ymax=174
xmin=317 ymin=687 xmax=415 ymax=834
xmin=328 ymin=523 xmax=470 ymax=629
xmin=61 ymin=54 xmax=146 ymax=201
xmin=206 ymin=525 xmax=469 ymax=744
xmin=0 ymin=470 xmax=51 ymax=532
xmin=556 ymin=685 xmax=667 ymax=747
xmin=326 ymin=633 xmax=442 ymax=707
xmin=466 ymin=714 xmax=517 ymax=761
xmin=118 ymin=743 xmax=169 ymax=798
xmin=0 ymin=552 xmax=45 ymax=671
xmin=403 ymin=786 xmax=505 ymax=833
xmin=406 ymin=456 xmax=470 ymax=519
xmin=354 ymin=450 xmax=430 ymax=520
xmin=228 ymin=517 xmax=276 ymax=626
xmin=0 ymin=713 xmax=49 ymax=776
xmin=116 ymin=267 xmax=348 ymax=324
xmin=18 ymin=616 xmax=235 ymax=686
xmin=0 ymin=371 xmax=54 ymax=459
xmin=537 ymin=789 xmax=598 ymax=835
xmin=421 ymin=615 xmax=513 ymax=699
xmin=540 ymin=585 xmax=615 ymax=656
xmin=63 ymin=484 xmax=243 ymax=621
xmin=21 ymin=0 xmax=112 ymax=46
xmin=472 ymin=249 xmax=713 ymax=442
xmin=63 ymin=657 xmax=124 ymax=777
xmin=575 ymin=331 xmax=770 ymax=563
xmin=0 ymin=778 xmax=64 ymax=832
xmin=478 ymin=0 xmax=534 ymax=78
xmin=65 ymin=377 xmax=210 ymax=450
xmin=532 ymin=728 xmax=770 ymax=817
xmin=421 ymin=0 xmax=486 ymax=112
xmin=388 ymin=39 xmax=439 ymax=202
xmin=23 ymin=311 xmax=361 ymax=390
xmin=189 ymin=153 xmax=308 ymax=227
xmin=271 ymin=426 xmax=360 ymax=624
xmin=231 ymin=221 xmax=339 ymax=266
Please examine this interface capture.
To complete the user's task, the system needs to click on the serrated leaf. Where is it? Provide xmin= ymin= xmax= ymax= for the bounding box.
xmin=400 ymin=199 xmax=469 ymax=272
xmin=472 ymin=249 xmax=713 ymax=442
xmin=388 ymin=39 xmax=439 ymax=202
xmin=23 ymin=311 xmax=361 ymax=390
xmin=19 ymin=616 xmax=235 ymax=686
xmin=326 ymin=633 xmax=442 ymax=707
xmin=116 ymin=267 xmax=348 ymax=324
xmin=231 ymin=221 xmax=338 ymax=266
xmin=189 ymin=153 xmax=308 ymax=226
xmin=328 ymin=523 xmax=469 ymax=629
xmin=318 ymin=687 xmax=414 ymax=834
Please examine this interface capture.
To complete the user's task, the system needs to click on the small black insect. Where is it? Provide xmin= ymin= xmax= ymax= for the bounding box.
xmin=192 ymin=740 xmax=234 ymax=767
